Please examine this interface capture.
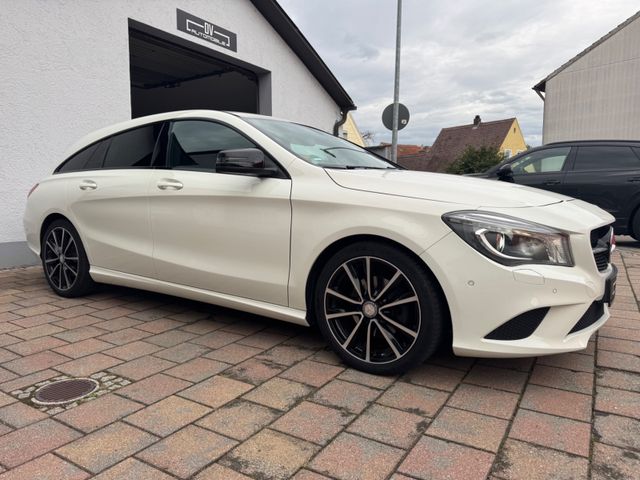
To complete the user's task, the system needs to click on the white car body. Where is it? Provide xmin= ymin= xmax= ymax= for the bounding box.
xmin=24 ymin=110 xmax=616 ymax=360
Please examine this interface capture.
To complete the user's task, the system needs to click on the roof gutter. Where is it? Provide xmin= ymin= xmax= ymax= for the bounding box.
xmin=333 ymin=106 xmax=356 ymax=136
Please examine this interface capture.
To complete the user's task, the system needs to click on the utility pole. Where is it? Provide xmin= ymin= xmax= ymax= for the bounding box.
xmin=391 ymin=0 xmax=402 ymax=163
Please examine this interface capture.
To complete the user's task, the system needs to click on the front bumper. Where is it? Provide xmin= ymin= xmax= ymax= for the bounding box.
xmin=422 ymin=230 xmax=615 ymax=358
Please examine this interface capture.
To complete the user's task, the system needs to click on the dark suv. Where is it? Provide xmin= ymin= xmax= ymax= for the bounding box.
xmin=482 ymin=140 xmax=640 ymax=240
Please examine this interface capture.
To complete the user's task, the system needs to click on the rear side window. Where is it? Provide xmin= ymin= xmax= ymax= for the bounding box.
xmin=57 ymin=140 xmax=109 ymax=173
xmin=103 ymin=123 xmax=164 ymax=169
xmin=573 ymin=146 xmax=640 ymax=171
xmin=168 ymin=120 xmax=256 ymax=171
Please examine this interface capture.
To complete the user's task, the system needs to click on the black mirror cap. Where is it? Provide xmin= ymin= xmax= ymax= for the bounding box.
xmin=216 ymin=148 xmax=276 ymax=177
xmin=496 ymin=163 xmax=514 ymax=182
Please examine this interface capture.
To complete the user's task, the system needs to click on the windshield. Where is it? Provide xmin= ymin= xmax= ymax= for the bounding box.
xmin=244 ymin=117 xmax=397 ymax=170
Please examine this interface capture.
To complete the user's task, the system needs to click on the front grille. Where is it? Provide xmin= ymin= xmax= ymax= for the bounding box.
xmin=590 ymin=225 xmax=613 ymax=272
xmin=484 ymin=307 xmax=549 ymax=340
xmin=568 ymin=301 xmax=604 ymax=334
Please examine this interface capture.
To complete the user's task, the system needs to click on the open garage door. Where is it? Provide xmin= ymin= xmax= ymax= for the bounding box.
xmin=129 ymin=28 xmax=259 ymax=118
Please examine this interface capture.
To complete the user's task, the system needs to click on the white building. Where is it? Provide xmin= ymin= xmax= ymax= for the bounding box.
xmin=0 ymin=0 xmax=355 ymax=267
xmin=533 ymin=11 xmax=640 ymax=144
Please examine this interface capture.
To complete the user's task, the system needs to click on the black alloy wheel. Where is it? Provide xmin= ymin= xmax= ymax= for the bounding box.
xmin=41 ymin=219 xmax=95 ymax=297
xmin=315 ymin=241 xmax=445 ymax=374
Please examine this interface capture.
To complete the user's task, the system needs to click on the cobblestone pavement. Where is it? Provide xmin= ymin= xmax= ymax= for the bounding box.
xmin=0 ymin=244 xmax=637 ymax=479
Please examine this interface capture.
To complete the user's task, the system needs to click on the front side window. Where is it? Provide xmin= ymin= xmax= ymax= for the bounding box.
xmin=168 ymin=121 xmax=256 ymax=171
xmin=103 ymin=123 xmax=164 ymax=169
xmin=573 ymin=146 xmax=640 ymax=171
xmin=510 ymin=147 xmax=570 ymax=174
xmin=245 ymin=118 xmax=397 ymax=170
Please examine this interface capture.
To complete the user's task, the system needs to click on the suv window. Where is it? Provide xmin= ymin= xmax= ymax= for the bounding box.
xmin=103 ymin=123 xmax=164 ymax=169
xmin=510 ymin=147 xmax=571 ymax=174
xmin=168 ymin=120 xmax=257 ymax=171
xmin=573 ymin=146 xmax=640 ymax=171
xmin=57 ymin=140 xmax=109 ymax=173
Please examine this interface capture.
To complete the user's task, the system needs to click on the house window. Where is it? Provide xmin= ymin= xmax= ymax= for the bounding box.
xmin=503 ymin=149 xmax=512 ymax=159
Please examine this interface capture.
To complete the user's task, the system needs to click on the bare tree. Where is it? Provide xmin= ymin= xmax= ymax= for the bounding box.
xmin=361 ymin=131 xmax=375 ymax=146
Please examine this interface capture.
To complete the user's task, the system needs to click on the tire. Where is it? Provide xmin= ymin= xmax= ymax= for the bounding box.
xmin=313 ymin=241 xmax=445 ymax=375
xmin=41 ymin=219 xmax=96 ymax=297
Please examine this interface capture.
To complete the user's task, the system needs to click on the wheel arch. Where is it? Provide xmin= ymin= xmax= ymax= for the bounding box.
xmin=304 ymin=234 xmax=451 ymax=338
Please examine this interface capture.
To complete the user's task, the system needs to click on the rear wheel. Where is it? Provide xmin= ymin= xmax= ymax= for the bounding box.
xmin=41 ymin=219 xmax=96 ymax=297
xmin=314 ymin=241 xmax=445 ymax=375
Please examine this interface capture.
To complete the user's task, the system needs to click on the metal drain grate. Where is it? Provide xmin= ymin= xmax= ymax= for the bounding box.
xmin=33 ymin=378 xmax=99 ymax=406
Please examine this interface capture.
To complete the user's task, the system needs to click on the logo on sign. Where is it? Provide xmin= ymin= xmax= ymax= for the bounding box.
xmin=177 ymin=9 xmax=237 ymax=52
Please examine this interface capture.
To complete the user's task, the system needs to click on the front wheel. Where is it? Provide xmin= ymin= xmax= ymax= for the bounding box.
xmin=41 ymin=219 xmax=96 ymax=297
xmin=314 ymin=241 xmax=445 ymax=375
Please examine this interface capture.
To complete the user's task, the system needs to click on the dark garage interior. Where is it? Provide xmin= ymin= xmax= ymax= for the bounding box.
xmin=129 ymin=28 xmax=259 ymax=118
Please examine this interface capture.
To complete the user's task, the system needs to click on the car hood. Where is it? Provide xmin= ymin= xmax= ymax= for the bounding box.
xmin=325 ymin=169 xmax=570 ymax=208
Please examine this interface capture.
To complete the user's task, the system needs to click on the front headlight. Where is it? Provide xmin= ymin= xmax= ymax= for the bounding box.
xmin=442 ymin=211 xmax=574 ymax=267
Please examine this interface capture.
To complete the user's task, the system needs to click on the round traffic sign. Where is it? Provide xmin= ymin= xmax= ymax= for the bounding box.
xmin=382 ymin=103 xmax=410 ymax=130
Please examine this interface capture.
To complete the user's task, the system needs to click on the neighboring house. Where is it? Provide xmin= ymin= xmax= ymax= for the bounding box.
xmin=341 ymin=113 xmax=366 ymax=147
xmin=421 ymin=116 xmax=526 ymax=172
xmin=533 ymin=11 xmax=640 ymax=143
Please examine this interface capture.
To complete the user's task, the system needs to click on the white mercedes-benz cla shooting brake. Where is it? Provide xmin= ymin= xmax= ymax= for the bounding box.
xmin=24 ymin=110 xmax=617 ymax=374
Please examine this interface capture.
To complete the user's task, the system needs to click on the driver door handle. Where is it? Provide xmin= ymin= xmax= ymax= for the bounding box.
xmin=79 ymin=180 xmax=97 ymax=190
xmin=544 ymin=180 xmax=561 ymax=186
xmin=628 ymin=176 xmax=640 ymax=183
xmin=157 ymin=178 xmax=183 ymax=190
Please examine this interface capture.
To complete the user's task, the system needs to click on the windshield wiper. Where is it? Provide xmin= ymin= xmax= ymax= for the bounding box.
xmin=345 ymin=165 xmax=394 ymax=170
xmin=323 ymin=165 xmax=394 ymax=170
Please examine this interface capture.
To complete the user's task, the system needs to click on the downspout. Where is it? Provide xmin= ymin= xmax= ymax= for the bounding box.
xmin=333 ymin=106 xmax=356 ymax=136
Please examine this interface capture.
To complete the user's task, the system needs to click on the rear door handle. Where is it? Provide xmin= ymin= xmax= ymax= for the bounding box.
xmin=628 ymin=176 xmax=640 ymax=183
xmin=157 ymin=178 xmax=183 ymax=190
xmin=79 ymin=180 xmax=97 ymax=190
xmin=544 ymin=180 xmax=561 ymax=186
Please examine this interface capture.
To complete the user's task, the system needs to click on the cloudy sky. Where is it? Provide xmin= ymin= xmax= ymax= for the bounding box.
xmin=278 ymin=0 xmax=639 ymax=147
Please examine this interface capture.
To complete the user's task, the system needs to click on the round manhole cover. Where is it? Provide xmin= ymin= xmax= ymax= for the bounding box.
xmin=33 ymin=378 xmax=99 ymax=405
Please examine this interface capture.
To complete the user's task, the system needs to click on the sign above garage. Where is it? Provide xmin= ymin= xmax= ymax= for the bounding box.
xmin=176 ymin=9 xmax=237 ymax=52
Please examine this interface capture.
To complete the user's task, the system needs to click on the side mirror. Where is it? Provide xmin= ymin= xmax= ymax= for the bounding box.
xmin=496 ymin=163 xmax=514 ymax=183
xmin=216 ymin=148 xmax=277 ymax=177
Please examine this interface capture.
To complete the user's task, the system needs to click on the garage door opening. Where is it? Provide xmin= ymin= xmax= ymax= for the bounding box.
xmin=129 ymin=28 xmax=259 ymax=118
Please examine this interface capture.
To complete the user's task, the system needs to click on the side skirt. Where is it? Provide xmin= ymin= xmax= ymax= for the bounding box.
xmin=89 ymin=266 xmax=310 ymax=326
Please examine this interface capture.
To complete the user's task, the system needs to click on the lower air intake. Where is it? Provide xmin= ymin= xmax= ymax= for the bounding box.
xmin=484 ymin=307 xmax=550 ymax=341
xmin=568 ymin=301 xmax=604 ymax=334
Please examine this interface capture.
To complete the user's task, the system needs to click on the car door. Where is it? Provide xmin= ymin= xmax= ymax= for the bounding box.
xmin=65 ymin=123 xmax=165 ymax=278
xmin=148 ymin=119 xmax=292 ymax=306
xmin=561 ymin=145 xmax=640 ymax=231
xmin=506 ymin=146 xmax=573 ymax=194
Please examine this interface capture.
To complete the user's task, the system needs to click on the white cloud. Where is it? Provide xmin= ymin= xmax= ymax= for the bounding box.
xmin=279 ymin=0 xmax=639 ymax=146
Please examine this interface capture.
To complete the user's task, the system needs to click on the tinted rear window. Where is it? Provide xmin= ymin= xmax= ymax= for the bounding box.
xmin=573 ymin=146 xmax=640 ymax=171
xmin=57 ymin=140 xmax=109 ymax=173
xmin=103 ymin=123 xmax=164 ymax=169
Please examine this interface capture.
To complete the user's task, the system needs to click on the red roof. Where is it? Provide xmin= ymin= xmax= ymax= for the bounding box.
xmin=375 ymin=143 xmax=429 ymax=156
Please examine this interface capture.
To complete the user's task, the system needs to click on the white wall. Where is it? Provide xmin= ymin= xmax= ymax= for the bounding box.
xmin=0 ymin=0 xmax=341 ymax=246
xmin=543 ymin=16 xmax=640 ymax=143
